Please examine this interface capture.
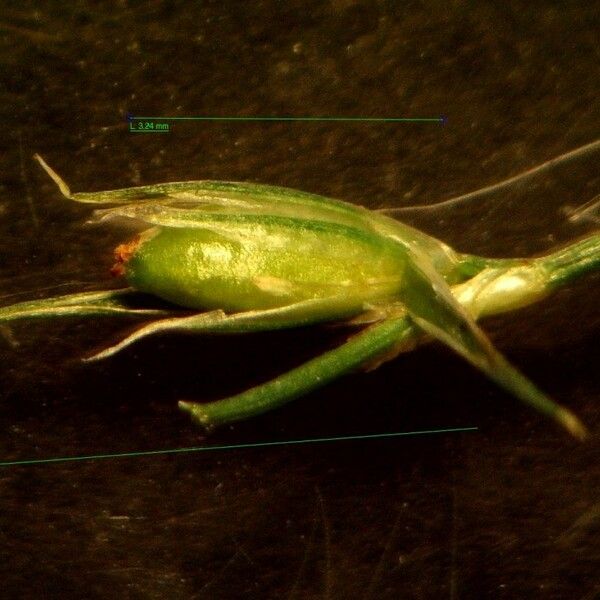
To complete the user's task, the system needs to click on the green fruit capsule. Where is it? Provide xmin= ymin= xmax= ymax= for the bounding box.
xmin=119 ymin=219 xmax=407 ymax=313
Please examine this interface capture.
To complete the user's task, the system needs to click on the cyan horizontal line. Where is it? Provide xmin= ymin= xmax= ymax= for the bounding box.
xmin=0 ymin=426 xmax=477 ymax=467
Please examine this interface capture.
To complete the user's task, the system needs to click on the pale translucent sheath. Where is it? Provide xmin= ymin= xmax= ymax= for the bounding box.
xmin=0 ymin=154 xmax=597 ymax=439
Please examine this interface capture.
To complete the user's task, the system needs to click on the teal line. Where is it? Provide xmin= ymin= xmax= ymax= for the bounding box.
xmin=0 ymin=426 xmax=477 ymax=467
xmin=130 ymin=116 xmax=443 ymax=123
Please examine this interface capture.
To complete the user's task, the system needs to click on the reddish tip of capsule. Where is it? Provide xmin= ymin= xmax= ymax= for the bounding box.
xmin=110 ymin=236 xmax=141 ymax=277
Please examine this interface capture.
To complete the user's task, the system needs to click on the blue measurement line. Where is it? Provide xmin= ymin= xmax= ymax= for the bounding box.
xmin=127 ymin=115 xmax=445 ymax=123
xmin=0 ymin=426 xmax=477 ymax=467
xmin=129 ymin=129 xmax=170 ymax=133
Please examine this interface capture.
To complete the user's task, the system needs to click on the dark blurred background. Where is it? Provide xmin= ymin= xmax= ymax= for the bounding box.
xmin=0 ymin=2 xmax=598 ymax=598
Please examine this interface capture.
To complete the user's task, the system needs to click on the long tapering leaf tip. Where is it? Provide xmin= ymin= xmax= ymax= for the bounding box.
xmin=178 ymin=400 xmax=213 ymax=431
xmin=81 ymin=351 xmax=108 ymax=363
xmin=33 ymin=154 xmax=72 ymax=199
xmin=178 ymin=400 xmax=194 ymax=414
xmin=556 ymin=408 xmax=589 ymax=442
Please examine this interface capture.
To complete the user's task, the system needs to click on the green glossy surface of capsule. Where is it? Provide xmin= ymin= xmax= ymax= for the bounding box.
xmin=124 ymin=219 xmax=408 ymax=312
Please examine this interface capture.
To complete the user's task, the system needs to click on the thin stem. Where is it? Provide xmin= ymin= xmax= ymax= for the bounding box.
xmin=541 ymin=232 xmax=600 ymax=289
xmin=380 ymin=138 xmax=600 ymax=213
xmin=179 ymin=318 xmax=415 ymax=429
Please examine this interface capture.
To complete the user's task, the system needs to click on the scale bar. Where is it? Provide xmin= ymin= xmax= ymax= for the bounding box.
xmin=128 ymin=115 xmax=445 ymax=123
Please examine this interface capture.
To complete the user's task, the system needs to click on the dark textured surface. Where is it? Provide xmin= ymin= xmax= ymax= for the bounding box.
xmin=1 ymin=2 xmax=599 ymax=598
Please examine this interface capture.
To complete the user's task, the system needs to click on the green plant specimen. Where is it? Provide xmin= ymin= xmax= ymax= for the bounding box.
xmin=1 ymin=153 xmax=598 ymax=439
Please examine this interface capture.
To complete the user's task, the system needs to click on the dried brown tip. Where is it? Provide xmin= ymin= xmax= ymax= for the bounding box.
xmin=110 ymin=235 xmax=141 ymax=277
